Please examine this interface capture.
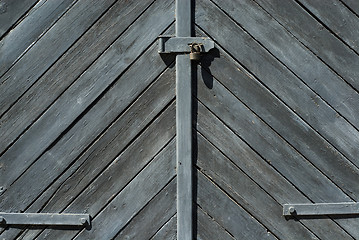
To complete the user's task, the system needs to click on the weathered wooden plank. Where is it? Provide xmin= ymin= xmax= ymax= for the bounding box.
xmin=199 ymin=47 xmax=359 ymax=201
xmin=196 ymin=171 xmax=278 ymax=240
xmin=0 ymin=0 xmax=175 ymax=195
xmin=0 ymin=0 xmax=77 ymax=77
xmin=197 ymin=71 xmax=350 ymax=202
xmin=197 ymin=207 xmax=235 ymax=240
xmin=251 ymin=0 xmax=359 ymax=94
xmin=71 ymin=142 xmax=176 ymax=240
xmin=0 ymin=46 xmax=174 ymax=212
xmin=150 ymin=215 xmax=177 ymax=240
xmin=341 ymin=0 xmax=359 ymax=15
xmin=0 ymin=0 xmax=118 ymax=117
xmin=0 ymin=0 xmax=37 ymax=38
xmin=32 ymin=112 xmax=176 ymax=239
xmin=196 ymin=132 xmax=352 ymax=240
xmin=196 ymin=0 xmax=359 ymax=169
xmin=208 ymin=0 xmax=359 ymax=133
xmin=0 ymin=69 xmax=175 ymax=239
xmin=114 ymin=179 xmax=176 ymax=239
xmin=0 ymin=0 xmax=156 ymax=162
xmin=196 ymin=101 xmax=359 ymax=237
xmin=297 ymin=0 xmax=359 ymax=52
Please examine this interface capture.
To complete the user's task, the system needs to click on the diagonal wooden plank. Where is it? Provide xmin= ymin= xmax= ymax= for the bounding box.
xmin=198 ymin=45 xmax=359 ymax=201
xmin=0 ymin=0 xmax=37 ymax=38
xmin=22 ymin=114 xmax=176 ymax=240
xmin=249 ymin=0 xmax=359 ymax=93
xmin=197 ymin=207 xmax=235 ymax=240
xmin=196 ymin=132 xmax=352 ymax=240
xmin=296 ymin=0 xmax=359 ymax=52
xmin=0 ymin=0 xmax=119 ymax=117
xmin=196 ymin=170 xmax=278 ymax=240
xmin=150 ymin=215 xmax=177 ymax=240
xmin=0 ymin=68 xmax=175 ymax=239
xmin=0 ymin=0 xmax=157 ymax=162
xmin=207 ymin=0 xmax=359 ymax=131
xmin=196 ymin=0 xmax=359 ymax=170
xmin=195 ymin=101 xmax=359 ymax=237
xmin=63 ymin=137 xmax=175 ymax=240
xmin=0 ymin=0 xmax=175 ymax=196
xmin=0 ymin=45 xmax=175 ymax=213
xmin=0 ymin=0 xmax=77 ymax=78
xmin=114 ymin=179 xmax=176 ymax=240
xmin=341 ymin=0 xmax=359 ymax=15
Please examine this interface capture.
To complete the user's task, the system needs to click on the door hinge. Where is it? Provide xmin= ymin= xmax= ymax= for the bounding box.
xmin=0 ymin=212 xmax=90 ymax=226
xmin=158 ymin=36 xmax=215 ymax=61
xmin=283 ymin=202 xmax=359 ymax=216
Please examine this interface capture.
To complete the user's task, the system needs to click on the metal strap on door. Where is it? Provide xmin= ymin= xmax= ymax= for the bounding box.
xmin=158 ymin=1 xmax=214 ymax=239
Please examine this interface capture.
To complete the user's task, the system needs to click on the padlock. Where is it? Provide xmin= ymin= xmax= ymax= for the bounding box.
xmin=189 ymin=52 xmax=201 ymax=61
xmin=189 ymin=43 xmax=203 ymax=61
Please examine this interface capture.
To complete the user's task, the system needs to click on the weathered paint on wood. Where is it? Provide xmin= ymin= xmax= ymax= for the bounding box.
xmin=0 ymin=0 xmax=37 ymax=38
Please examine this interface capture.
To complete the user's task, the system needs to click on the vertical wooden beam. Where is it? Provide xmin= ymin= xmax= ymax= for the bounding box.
xmin=176 ymin=0 xmax=193 ymax=239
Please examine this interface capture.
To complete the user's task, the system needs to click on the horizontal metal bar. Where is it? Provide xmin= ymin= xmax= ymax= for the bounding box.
xmin=0 ymin=213 xmax=90 ymax=226
xmin=283 ymin=203 xmax=359 ymax=216
xmin=158 ymin=36 xmax=215 ymax=53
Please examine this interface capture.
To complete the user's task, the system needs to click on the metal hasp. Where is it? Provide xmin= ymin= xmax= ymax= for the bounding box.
xmin=0 ymin=213 xmax=90 ymax=226
xmin=283 ymin=203 xmax=359 ymax=216
xmin=158 ymin=36 xmax=215 ymax=54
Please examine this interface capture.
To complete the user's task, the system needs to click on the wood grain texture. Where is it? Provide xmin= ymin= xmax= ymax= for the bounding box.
xmin=0 ymin=0 xmax=76 ymax=77
xmin=195 ymin=102 xmax=359 ymax=237
xmin=196 ymin=0 xmax=359 ymax=171
xmin=198 ymin=47 xmax=359 ymax=201
xmin=0 ymin=0 xmax=156 ymax=157
xmin=196 ymin=207 xmax=235 ymax=240
xmin=296 ymin=0 xmax=359 ymax=52
xmin=196 ymin=170 xmax=278 ymax=240
xmin=208 ymin=0 xmax=359 ymax=133
xmin=196 ymin=132 xmax=352 ymax=240
xmin=0 ymin=68 xmax=175 ymax=239
xmin=0 ymin=0 xmax=118 ymax=117
xmin=72 ymin=140 xmax=176 ymax=240
xmin=114 ymin=179 xmax=176 ymax=240
xmin=0 ymin=0 xmax=37 ymax=38
xmin=341 ymin=0 xmax=359 ymax=15
xmin=250 ymin=0 xmax=359 ymax=94
xmin=0 ymin=1 xmax=174 ymax=196
xmin=150 ymin=215 xmax=177 ymax=240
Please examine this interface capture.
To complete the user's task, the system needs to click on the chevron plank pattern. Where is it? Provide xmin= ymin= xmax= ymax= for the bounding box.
xmin=194 ymin=0 xmax=359 ymax=239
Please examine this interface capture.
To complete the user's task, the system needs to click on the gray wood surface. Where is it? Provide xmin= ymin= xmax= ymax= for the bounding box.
xmin=341 ymin=0 xmax=359 ymax=15
xmin=0 ymin=0 xmax=155 ymax=157
xmin=196 ymin=207 xmax=235 ymax=240
xmin=0 ymin=0 xmax=76 ymax=77
xmin=150 ymin=215 xmax=177 ymax=240
xmin=0 ymin=0 xmax=37 ymax=38
xmin=0 ymin=0 xmax=175 ymax=197
xmin=196 ymin=132 xmax=352 ymax=239
xmin=297 ymin=0 xmax=359 ymax=52
xmin=249 ymin=0 xmax=359 ymax=94
xmin=195 ymin=102 xmax=359 ymax=237
xmin=198 ymin=45 xmax=359 ymax=201
xmin=196 ymin=170 xmax=278 ymax=240
xmin=0 ymin=0 xmax=118 ymax=117
xmin=114 ymin=179 xmax=176 ymax=239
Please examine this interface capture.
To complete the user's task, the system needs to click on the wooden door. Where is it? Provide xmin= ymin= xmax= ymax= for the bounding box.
xmin=194 ymin=0 xmax=359 ymax=239
xmin=0 ymin=0 xmax=177 ymax=239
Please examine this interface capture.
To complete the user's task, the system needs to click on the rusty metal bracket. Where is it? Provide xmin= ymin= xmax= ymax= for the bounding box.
xmin=283 ymin=203 xmax=359 ymax=216
xmin=158 ymin=36 xmax=215 ymax=54
xmin=0 ymin=212 xmax=90 ymax=226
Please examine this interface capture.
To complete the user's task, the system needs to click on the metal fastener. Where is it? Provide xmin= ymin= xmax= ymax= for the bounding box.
xmin=289 ymin=207 xmax=296 ymax=215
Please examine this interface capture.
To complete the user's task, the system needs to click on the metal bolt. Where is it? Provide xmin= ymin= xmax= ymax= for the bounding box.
xmin=80 ymin=218 xmax=87 ymax=225
xmin=289 ymin=207 xmax=296 ymax=215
